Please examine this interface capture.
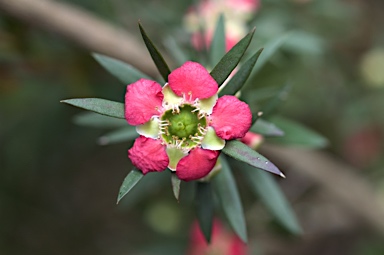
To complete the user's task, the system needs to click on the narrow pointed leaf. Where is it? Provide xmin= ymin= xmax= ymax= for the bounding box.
xmin=171 ymin=173 xmax=181 ymax=201
xmin=209 ymin=14 xmax=225 ymax=67
xmin=195 ymin=182 xmax=214 ymax=243
xmin=267 ymin=116 xmax=328 ymax=148
xmin=219 ymin=48 xmax=263 ymax=97
xmin=212 ymin=155 xmax=247 ymax=242
xmin=61 ymin=98 xmax=124 ymax=119
xmin=118 ymin=171 xmax=169 ymax=210
xmin=139 ymin=23 xmax=171 ymax=82
xmin=117 ymin=168 xmax=144 ymax=204
xmin=223 ymin=140 xmax=284 ymax=177
xmin=238 ymin=161 xmax=302 ymax=235
xmin=93 ymin=53 xmax=152 ymax=84
xmin=98 ymin=126 xmax=138 ymax=145
xmin=74 ymin=112 xmax=127 ymax=128
xmin=210 ymin=28 xmax=255 ymax=86
xmin=250 ymin=118 xmax=284 ymax=137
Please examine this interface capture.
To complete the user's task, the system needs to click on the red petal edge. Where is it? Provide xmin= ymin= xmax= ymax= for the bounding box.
xmin=125 ymin=78 xmax=163 ymax=125
xmin=168 ymin=61 xmax=218 ymax=101
xmin=210 ymin=95 xmax=252 ymax=140
xmin=128 ymin=136 xmax=169 ymax=175
xmin=176 ymin=148 xmax=219 ymax=181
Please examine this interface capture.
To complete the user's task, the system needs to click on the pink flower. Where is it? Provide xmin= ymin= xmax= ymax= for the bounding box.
xmin=125 ymin=61 xmax=252 ymax=181
xmin=240 ymin=132 xmax=263 ymax=150
xmin=187 ymin=220 xmax=247 ymax=255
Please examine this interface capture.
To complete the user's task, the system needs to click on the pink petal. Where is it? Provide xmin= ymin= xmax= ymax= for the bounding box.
xmin=176 ymin=148 xmax=219 ymax=181
xmin=128 ymin=136 xmax=169 ymax=175
xmin=125 ymin=78 xmax=163 ymax=125
xmin=210 ymin=95 xmax=252 ymax=140
xmin=168 ymin=61 xmax=218 ymax=101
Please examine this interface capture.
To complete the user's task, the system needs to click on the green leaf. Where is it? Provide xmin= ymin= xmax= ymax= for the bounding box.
xmin=250 ymin=118 xmax=284 ymax=137
xmin=61 ymin=98 xmax=124 ymax=119
xmin=195 ymin=182 xmax=214 ymax=243
xmin=139 ymin=22 xmax=171 ymax=82
xmin=252 ymin=34 xmax=290 ymax=75
xmin=267 ymin=116 xmax=328 ymax=148
xmin=117 ymin=169 xmax=144 ymax=204
xmin=98 ymin=126 xmax=138 ymax=145
xmin=73 ymin=112 xmax=127 ymax=128
xmin=222 ymin=140 xmax=284 ymax=177
xmin=92 ymin=53 xmax=152 ymax=84
xmin=212 ymin=155 xmax=247 ymax=242
xmin=219 ymin=48 xmax=263 ymax=97
xmin=238 ymin=161 xmax=302 ymax=235
xmin=209 ymin=14 xmax=225 ymax=68
xmin=210 ymin=28 xmax=255 ymax=86
xmin=118 ymin=171 xmax=169 ymax=209
xmin=171 ymin=173 xmax=181 ymax=201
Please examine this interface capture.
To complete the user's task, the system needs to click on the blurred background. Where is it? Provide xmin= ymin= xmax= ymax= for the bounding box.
xmin=1 ymin=0 xmax=384 ymax=254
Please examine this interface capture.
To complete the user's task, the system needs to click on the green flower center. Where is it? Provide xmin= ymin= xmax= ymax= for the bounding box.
xmin=160 ymin=104 xmax=207 ymax=149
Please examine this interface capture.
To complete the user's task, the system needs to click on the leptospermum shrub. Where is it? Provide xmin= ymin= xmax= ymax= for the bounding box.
xmin=62 ymin=22 xmax=303 ymax=243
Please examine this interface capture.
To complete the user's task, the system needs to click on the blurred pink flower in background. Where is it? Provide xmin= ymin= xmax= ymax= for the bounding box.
xmin=184 ymin=0 xmax=260 ymax=53
xmin=240 ymin=132 xmax=264 ymax=150
xmin=187 ymin=220 xmax=247 ymax=255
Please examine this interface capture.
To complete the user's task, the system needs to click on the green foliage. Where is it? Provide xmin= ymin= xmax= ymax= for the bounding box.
xmin=195 ymin=182 xmax=214 ymax=243
xmin=93 ymin=53 xmax=152 ymax=84
xmin=251 ymin=118 xmax=284 ymax=136
xmin=98 ymin=126 xmax=138 ymax=145
xmin=209 ymin=14 xmax=225 ymax=68
xmin=223 ymin=140 xmax=284 ymax=177
xmin=219 ymin=48 xmax=263 ymax=97
xmin=212 ymin=156 xmax=247 ymax=242
xmin=171 ymin=173 xmax=181 ymax=201
xmin=238 ymin=161 xmax=302 ymax=235
xmin=117 ymin=169 xmax=144 ymax=204
xmin=268 ymin=116 xmax=329 ymax=148
xmin=210 ymin=28 xmax=255 ymax=86
xmin=61 ymin=98 xmax=125 ymax=119
xmin=139 ymin=23 xmax=171 ymax=82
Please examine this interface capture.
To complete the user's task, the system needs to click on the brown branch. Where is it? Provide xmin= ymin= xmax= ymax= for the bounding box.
xmin=0 ymin=0 xmax=158 ymax=77
xmin=261 ymin=144 xmax=384 ymax=234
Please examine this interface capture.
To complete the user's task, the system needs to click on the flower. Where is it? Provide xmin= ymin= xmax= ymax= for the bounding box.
xmin=240 ymin=131 xmax=263 ymax=150
xmin=184 ymin=0 xmax=260 ymax=53
xmin=125 ymin=61 xmax=252 ymax=181
xmin=187 ymin=220 xmax=247 ymax=255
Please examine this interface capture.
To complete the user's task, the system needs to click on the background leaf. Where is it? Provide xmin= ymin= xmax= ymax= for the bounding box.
xmin=219 ymin=48 xmax=263 ymax=97
xmin=139 ymin=23 xmax=171 ymax=82
xmin=117 ymin=169 xmax=144 ymax=204
xmin=209 ymin=14 xmax=225 ymax=68
xmin=164 ymin=36 xmax=189 ymax=66
xmin=250 ymin=118 xmax=284 ymax=137
xmin=61 ymin=98 xmax=125 ymax=119
xmin=267 ymin=116 xmax=329 ymax=148
xmin=195 ymin=182 xmax=214 ymax=243
xmin=73 ymin=112 xmax=127 ymax=128
xmin=98 ymin=126 xmax=138 ymax=145
xmin=236 ymin=160 xmax=302 ymax=235
xmin=212 ymin=155 xmax=247 ymax=242
xmin=93 ymin=53 xmax=152 ymax=84
xmin=223 ymin=140 xmax=284 ymax=177
xmin=252 ymin=33 xmax=290 ymax=75
xmin=210 ymin=28 xmax=255 ymax=86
